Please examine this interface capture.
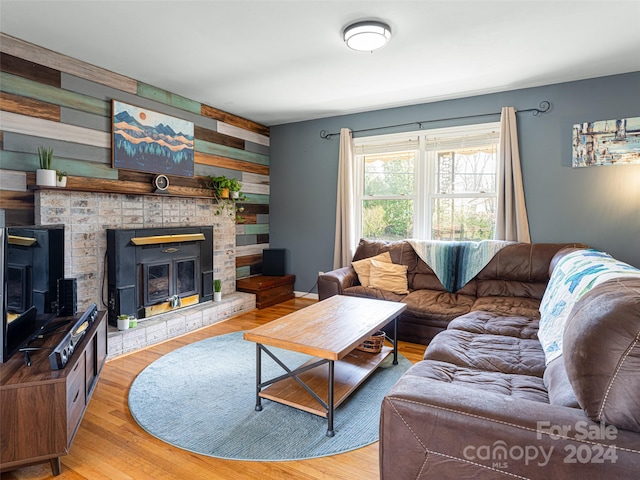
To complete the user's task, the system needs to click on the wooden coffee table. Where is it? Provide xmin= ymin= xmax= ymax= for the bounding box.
xmin=243 ymin=295 xmax=406 ymax=436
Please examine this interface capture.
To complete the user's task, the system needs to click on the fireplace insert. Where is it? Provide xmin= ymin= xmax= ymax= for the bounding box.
xmin=106 ymin=226 xmax=214 ymax=326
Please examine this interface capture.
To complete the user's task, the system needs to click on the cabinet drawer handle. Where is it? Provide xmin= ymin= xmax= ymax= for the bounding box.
xmin=73 ymin=362 xmax=80 ymax=372
xmin=73 ymin=390 xmax=80 ymax=403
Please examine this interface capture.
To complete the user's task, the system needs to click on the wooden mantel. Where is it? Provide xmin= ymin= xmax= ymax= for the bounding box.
xmin=32 ymin=170 xmax=216 ymax=199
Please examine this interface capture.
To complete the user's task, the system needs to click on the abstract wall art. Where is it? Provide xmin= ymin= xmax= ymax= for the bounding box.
xmin=112 ymin=100 xmax=195 ymax=177
xmin=572 ymin=116 xmax=640 ymax=168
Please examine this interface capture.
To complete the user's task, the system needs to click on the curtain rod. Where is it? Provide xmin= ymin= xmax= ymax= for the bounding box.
xmin=319 ymin=100 xmax=551 ymax=140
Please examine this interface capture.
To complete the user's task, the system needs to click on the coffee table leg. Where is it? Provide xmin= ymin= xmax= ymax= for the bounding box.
xmin=326 ymin=360 xmax=335 ymax=437
xmin=393 ymin=317 xmax=398 ymax=365
xmin=255 ymin=343 xmax=263 ymax=411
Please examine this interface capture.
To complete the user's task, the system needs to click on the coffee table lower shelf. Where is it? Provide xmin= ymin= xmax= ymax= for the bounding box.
xmin=259 ymin=345 xmax=393 ymax=418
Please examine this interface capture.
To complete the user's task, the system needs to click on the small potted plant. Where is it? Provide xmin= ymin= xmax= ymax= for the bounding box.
xmin=117 ymin=314 xmax=130 ymax=331
xmin=207 ymin=175 xmax=245 ymax=200
xmin=56 ymin=170 xmax=68 ymax=187
xmin=207 ymin=175 xmax=232 ymax=199
xmin=36 ymin=146 xmax=56 ymax=186
xmin=213 ymin=279 xmax=222 ymax=301
xmin=228 ymin=177 xmax=242 ymax=199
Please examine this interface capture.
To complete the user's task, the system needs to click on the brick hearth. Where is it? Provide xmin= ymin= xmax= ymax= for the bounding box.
xmin=107 ymin=292 xmax=254 ymax=359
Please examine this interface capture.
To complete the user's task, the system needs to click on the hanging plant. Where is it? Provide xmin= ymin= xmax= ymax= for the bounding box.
xmin=206 ymin=175 xmax=247 ymax=217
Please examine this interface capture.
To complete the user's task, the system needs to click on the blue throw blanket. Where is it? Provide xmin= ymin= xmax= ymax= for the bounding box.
xmin=408 ymin=239 xmax=515 ymax=292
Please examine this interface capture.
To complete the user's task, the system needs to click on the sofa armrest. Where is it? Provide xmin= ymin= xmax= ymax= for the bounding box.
xmin=317 ymin=267 xmax=358 ymax=300
xmin=381 ymin=375 xmax=640 ymax=479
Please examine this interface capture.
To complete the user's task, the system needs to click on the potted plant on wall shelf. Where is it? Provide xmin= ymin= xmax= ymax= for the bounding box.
xmin=213 ymin=279 xmax=222 ymax=301
xmin=207 ymin=175 xmax=243 ymax=199
xmin=36 ymin=146 xmax=56 ymax=187
xmin=56 ymin=170 xmax=68 ymax=188
xmin=207 ymin=175 xmax=246 ymax=218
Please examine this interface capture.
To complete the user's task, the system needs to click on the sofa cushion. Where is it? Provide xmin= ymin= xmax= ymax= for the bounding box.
xmin=448 ymin=311 xmax=539 ymax=339
xmin=475 ymin=243 xmax=580 ymax=298
xmin=543 ymin=356 xmax=580 ymax=408
xmin=424 ymin=329 xmax=546 ymax=377
xmin=369 ymin=259 xmax=409 ymax=294
xmin=564 ymin=277 xmax=640 ymax=432
xmin=471 ymin=296 xmax=541 ymax=318
xmin=403 ymin=360 xmax=549 ymax=402
xmin=351 ymin=251 xmax=392 ymax=287
xmin=402 ymin=289 xmax=475 ymax=322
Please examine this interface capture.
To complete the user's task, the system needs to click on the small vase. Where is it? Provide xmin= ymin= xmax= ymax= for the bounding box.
xmin=56 ymin=176 xmax=67 ymax=187
xmin=117 ymin=317 xmax=130 ymax=331
xmin=36 ymin=169 xmax=57 ymax=187
xmin=214 ymin=291 xmax=222 ymax=302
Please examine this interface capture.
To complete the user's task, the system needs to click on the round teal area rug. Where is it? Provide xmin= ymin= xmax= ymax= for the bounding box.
xmin=128 ymin=331 xmax=410 ymax=461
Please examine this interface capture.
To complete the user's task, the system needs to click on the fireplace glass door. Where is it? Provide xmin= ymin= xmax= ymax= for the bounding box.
xmin=142 ymin=257 xmax=199 ymax=307
xmin=144 ymin=262 xmax=170 ymax=305
xmin=176 ymin=259 xmax=197 ymax=297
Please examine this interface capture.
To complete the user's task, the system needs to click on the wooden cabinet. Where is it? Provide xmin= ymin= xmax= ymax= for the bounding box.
xmin=236 ymin=274 xmax=295 ymax=309
xmin=0 ymin=311 xmax=107 ymax=475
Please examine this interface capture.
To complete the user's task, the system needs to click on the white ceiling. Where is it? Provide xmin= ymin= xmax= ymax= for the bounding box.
xmin=1 ymin=1 xmax=640 ymax=126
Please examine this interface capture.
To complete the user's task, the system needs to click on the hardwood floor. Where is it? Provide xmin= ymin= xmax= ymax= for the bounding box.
xmin=1 ymin=298 xmax=426 ymax=480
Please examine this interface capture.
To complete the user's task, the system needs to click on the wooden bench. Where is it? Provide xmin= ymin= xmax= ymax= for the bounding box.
xmin=236 ymin=274 xmax=295 ymax=309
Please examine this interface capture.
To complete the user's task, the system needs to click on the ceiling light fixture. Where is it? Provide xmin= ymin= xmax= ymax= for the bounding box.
xmin=343 ymin=21 xmax=391 ymax=52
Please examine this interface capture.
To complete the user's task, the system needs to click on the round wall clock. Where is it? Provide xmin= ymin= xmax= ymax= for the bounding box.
xmin=153 ymin=174 xmax=169 ymax=193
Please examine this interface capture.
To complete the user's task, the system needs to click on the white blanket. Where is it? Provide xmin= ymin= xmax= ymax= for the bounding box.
xmin=538 ymin=249 xmax=640 ymax=365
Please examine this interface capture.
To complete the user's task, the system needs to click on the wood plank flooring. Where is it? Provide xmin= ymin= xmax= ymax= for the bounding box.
xmin=1 ymin=298 xmax=426 ymax=480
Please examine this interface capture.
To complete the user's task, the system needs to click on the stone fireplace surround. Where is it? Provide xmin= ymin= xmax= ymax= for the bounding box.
xmin=34 ymin=189 xmax=255 ymax=358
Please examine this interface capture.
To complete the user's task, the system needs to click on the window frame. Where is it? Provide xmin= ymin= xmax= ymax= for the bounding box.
xmin=353 ymin=122 xmax=500 ymax=243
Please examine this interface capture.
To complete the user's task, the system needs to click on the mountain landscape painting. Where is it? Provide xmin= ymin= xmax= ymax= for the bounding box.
xmin=112 ymin=100 xmax=194 ymax=177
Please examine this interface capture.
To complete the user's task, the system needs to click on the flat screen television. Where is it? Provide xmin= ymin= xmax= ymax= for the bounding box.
xmin=0 ymin=225 xmax=65 ymax=363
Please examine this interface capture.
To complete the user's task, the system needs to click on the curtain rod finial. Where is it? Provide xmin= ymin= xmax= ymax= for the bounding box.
xmin=533 ymin=101 xmax=551 ymax=116
xmin=320 ymin=130 xmax=335 ymax=140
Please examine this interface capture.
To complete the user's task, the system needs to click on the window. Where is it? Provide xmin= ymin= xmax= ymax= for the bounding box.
xmin=354 ymin=123 xmax=499 ymax=242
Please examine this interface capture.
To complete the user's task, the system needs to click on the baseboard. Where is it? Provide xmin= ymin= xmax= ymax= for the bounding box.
xmin=294 ymin=290 xmax=318 ymax=300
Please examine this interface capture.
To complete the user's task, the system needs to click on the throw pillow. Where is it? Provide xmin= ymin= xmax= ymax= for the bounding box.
xmin=352 ymin=252 xmax=392 ymax=287
xmin=369 ymin=259 xmax=409 ymax=294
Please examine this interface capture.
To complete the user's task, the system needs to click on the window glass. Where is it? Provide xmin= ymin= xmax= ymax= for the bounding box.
xmin=432 ymin=197 xmax=496 ymax=241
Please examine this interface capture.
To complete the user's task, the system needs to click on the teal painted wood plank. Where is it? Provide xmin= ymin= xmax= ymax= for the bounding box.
xmin=244 ymin=224 xmax=269 ymax=235
xmin=236 ymin=266 xmax=251 ymax=279
xmin=195 ymin=139 xmax=269 ymax=166
xmin=137 ymin=83 xmax=201 ymax=115
xmin=241 ymin=193 xmax=269 ymax=204
xmin=0 ymin=151 xmax=118 ymax=179
xmin=1 ymin=72 xmax=110 ymax=116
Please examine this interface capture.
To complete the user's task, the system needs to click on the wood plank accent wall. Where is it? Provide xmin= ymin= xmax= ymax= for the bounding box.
xmin=0 ymin=34 xmax=270 ymax=278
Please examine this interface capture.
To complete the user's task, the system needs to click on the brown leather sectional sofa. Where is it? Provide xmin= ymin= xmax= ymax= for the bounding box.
xmin=318 ymin=239 xmax=640 ymax=478
xmin=318 ymin=239 xmax=586 ymax=344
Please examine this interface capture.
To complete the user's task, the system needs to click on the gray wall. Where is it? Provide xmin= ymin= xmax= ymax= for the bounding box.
xmin=270 ymin=72 xmax=640 ymax=293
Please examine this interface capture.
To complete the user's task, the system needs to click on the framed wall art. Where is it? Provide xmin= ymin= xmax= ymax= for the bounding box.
xmin=112 ymin=100 xmax=195 ymax=177
xmin=572 ymin=116 xmax=640 ymax=168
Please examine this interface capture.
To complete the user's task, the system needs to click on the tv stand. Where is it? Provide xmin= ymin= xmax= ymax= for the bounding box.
xmin=0 ymin=310 xmax=107 ymax=476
